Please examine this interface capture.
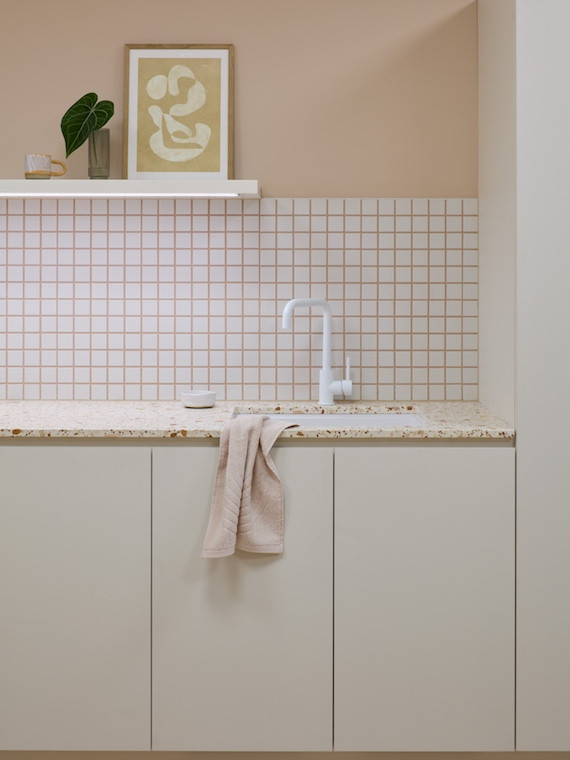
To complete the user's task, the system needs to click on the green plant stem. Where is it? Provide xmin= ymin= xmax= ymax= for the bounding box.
xmin=92 ymin=132 xmax=99 ymax=168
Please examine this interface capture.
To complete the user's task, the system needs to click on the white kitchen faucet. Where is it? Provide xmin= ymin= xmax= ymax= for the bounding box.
xmin=281 ymin=298 xmax=352 ymax=405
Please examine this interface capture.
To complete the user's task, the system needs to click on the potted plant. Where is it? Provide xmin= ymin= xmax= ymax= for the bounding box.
xmin=61 ymin=93 xmax=114 ymax=178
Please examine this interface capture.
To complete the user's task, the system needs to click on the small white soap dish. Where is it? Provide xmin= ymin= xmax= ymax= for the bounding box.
xmin=181 ymin=390 xmax=216 ymax=408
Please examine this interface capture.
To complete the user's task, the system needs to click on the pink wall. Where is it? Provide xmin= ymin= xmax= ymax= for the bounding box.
xmin=2 ymin=0 xmax=477 ymax=196
xmin=1 ymin=1 xmax=479 ymax=404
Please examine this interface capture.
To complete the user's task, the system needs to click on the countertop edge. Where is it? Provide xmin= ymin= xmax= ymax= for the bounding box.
xmin=0 ymin=400 xmax=515 ymax=441
xmin=0 ymin=429 xmax=514 ymax=440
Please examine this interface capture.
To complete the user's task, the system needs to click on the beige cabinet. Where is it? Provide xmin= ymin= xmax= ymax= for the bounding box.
xmin=151 ymin=443 xmax=334 ymax=751
xmin=334 ymin=444 xmax=515 ymax=751
xmin=0 ymin=439 xmax=514 ymax=752
xmin=0 ymin=446 xmax=151 ymax=750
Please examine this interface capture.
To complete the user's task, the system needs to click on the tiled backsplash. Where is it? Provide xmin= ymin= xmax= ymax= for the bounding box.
xmin=0 ymin=197 xmax=478 ymax=402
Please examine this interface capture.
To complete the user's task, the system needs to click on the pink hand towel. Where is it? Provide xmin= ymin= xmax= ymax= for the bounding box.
xmin=201 ymin=415 xmax=298 ymax=558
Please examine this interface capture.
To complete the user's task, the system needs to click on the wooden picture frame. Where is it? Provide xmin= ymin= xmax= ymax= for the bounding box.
xmin=123 ymin=44 xmax=233 ymax=179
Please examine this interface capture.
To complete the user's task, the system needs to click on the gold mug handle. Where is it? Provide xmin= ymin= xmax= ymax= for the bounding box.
xmin=50 ymin=159 xmax=67 ymax=177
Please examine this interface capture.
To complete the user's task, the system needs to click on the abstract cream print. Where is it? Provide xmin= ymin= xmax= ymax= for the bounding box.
xmin=124 ymin=45 xmax=233 ymax=179
xmin=138 ymin=58 xmax=219 ymax=172
xmin=145 ymin=64 xmax=212 ymax=162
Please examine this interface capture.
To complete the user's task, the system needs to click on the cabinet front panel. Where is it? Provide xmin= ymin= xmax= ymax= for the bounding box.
xmin=152 ymin=445 xmax=333 ymax=751
xmin=334 ymin=445 xmax=515 ymax=751
xmin=517 ymin=440 xmax=570 ymax=749
xmin=0 ymin=446 xmax=151 ymax=750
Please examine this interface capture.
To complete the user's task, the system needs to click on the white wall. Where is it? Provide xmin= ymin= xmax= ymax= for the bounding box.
xmin=515 ymin=0 xmax=570 ymax=749
xmin=477 ymin=0 xmax=516 ymax=425
xmin=479 ymin=0 xmax=570 ymax=748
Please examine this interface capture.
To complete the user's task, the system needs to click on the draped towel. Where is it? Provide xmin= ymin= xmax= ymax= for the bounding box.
xmin=201 ymin=415 xmax=298 ymax=558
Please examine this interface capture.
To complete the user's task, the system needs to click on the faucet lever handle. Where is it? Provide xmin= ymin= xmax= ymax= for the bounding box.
xmin=337 ymin=356 xmax=352 ymax=399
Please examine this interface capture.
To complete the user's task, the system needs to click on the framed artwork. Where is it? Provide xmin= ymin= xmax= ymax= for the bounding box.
xmin=123 ymin=44 xmax=233 ymax=179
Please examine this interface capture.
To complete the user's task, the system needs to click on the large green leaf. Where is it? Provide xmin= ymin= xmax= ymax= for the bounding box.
xmin=60 ymin=92 xmax=114 ymax=158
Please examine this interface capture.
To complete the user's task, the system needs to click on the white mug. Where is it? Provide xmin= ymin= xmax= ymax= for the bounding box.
xmin=25 ymin=153 xmax=67 ymax=179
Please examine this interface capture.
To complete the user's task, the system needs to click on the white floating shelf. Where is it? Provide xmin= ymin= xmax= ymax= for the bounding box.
xmin=0 ymin=179 xmax=260 ymax=199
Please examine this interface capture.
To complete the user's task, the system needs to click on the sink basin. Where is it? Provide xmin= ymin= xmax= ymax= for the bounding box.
xmin=237 ymin=412 xmax=424 ymax=428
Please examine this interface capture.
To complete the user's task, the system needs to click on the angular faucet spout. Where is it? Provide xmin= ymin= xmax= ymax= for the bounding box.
xmin=281 ymin=298 xmax=332 ymax=371
xmin=281 ymin=297 xmax=353 ymax=405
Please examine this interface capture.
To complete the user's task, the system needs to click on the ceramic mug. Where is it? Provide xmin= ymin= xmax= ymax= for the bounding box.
xmin=24 ymin=153 xmax=67 ymax=179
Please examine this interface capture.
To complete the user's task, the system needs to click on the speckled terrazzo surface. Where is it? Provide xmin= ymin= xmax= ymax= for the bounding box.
xmin=0 ymin=400 xmax=514 ymax=440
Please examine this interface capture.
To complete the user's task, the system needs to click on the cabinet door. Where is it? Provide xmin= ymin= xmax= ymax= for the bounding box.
xmin=0 ymin=445 xmax=151 ymax=750
xmin=152 ymin=443 xmax=333 ymax=751
xmin=334 ymin=444 xmax=515 ymax=751
xmin=517 ymin=434 xmax=570 ymax=749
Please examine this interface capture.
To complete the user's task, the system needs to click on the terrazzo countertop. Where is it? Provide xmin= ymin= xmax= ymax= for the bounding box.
xmin=0 ymin=400 xmax=515 ymax=440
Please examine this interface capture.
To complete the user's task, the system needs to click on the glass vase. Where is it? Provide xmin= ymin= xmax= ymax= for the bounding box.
xmin=88 ymin=128 xmax=110 ymax=179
